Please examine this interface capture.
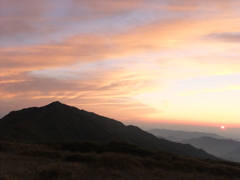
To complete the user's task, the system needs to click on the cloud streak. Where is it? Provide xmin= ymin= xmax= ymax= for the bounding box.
xmin=207 ymin=32 xmax=240 ymax=43
xmin=1 ymin=0 xmax=240 ymax=129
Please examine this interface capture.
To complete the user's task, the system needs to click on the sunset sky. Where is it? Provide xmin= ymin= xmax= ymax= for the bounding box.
xmin=1 ymin=0 xmax=240 ymax=138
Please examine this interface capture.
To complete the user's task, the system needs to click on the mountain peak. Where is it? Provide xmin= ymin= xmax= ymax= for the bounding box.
xmin=0 ymin=102 xmax=219 ymax=160
xmin=49 ymin=101 xmax=63 ymax=105
xmin=39 ymin=101 xmax=69 ymax=112
xmin=46 ymin=101 xmax=65 ymax=108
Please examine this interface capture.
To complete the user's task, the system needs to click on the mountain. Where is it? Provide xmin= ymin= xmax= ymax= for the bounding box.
xmin=181 ymin=137 xmax=240 ymax=163
xmin=148 ymin=129 xmax=224 ymax=142
xmin=222 ymin=147 xmax=240 ymax=163
xmin=0 ymin=101 xmax=219 ymax=160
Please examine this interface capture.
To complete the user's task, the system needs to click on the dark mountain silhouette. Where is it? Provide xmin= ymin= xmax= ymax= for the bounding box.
xmin=148 ymin=129 xmax=224 ymax=142
xmin=0 ymin=101 xmax=219 ymax=160
xmin=181 ymin=137 xmax=240 ymax=163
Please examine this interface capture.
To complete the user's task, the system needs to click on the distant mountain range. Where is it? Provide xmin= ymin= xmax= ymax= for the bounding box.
xmin=181 ymin=137 xmax=240 ymax=163
xmin=148 ymin=129 xmax=225 ymax=142
xmin=148 ymin=128 xmax=240 ymax=162
xmin=0 ymin=101 xmax=218 ymax=160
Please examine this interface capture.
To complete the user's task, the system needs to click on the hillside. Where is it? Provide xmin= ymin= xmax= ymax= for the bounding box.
xmin=0 ymin=101 xmax=218 ymax=160
xmin=181 ymin=137 xmax=240 ymax=163
xmin=148 ymin=129 xmax=224 ymax=142
xmin=1 ymin=140 xmax=240 ymax=180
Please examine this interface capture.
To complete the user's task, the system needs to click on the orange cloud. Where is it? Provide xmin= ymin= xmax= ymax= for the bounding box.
xmin=1 ymin=0 xmax=240 ymax=130
xmin=0 ymin=0 xmax=48 ymax=37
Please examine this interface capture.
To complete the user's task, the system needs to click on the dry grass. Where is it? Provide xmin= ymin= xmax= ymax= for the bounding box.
xmin=0 ymin=140 xmax=240 ymax=180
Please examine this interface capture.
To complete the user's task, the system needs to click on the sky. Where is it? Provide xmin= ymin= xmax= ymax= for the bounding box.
xmin=1 ymin=0 xmax=240 ymax=138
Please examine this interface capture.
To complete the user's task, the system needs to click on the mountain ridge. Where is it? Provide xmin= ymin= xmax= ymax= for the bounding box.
xmin=0 ymin=101 xmax=219 ymax=160
xmin=148 ymin=128 xmax=225 ymax=142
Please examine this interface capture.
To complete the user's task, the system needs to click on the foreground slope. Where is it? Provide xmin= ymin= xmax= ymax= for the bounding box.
xmin=0 ymin=101 xmax=218 ymax=159
xmin=1 ymin=141 xmax=240 ymax=180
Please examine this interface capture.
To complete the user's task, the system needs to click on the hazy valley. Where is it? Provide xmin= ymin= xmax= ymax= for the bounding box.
xmin=148 ymin=129 xmax=240 ymax=163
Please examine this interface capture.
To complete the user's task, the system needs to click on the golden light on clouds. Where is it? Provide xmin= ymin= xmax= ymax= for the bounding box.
xmin=1 ymin=0 xmax=240 ymax=135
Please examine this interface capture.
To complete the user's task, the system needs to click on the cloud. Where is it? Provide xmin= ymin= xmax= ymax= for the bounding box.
xmin=74 ymin=0 xmax=143 ymax=14
xmin=2 ymin=0 xmax=239 ymax=45
xmin=1 ymin=2 xmax=239 ymax=79
xmin=207 ymin=33 xmax=240 ymax=43
xmin=0 ymin=0 xmax=47 ymax=37
xmin=1 ymin=0 xmax=240 ymax=125
xmin=0 ymin=0 xmax=148 ymax=43
xmin=0 ymin=66 xmax=159 ymax=120
xmin=1 ymin=18 xmax=190 ymax=73
xmin=1 ymin=2 xmax=240 ymax=99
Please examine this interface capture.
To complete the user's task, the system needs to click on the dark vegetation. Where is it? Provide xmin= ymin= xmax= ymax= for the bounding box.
xmin=1 ymin=140 xmax=240 ymax=180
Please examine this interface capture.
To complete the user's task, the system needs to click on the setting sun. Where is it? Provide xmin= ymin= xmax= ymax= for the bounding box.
xmin=221 ymin=126 xmax=225 ymax=129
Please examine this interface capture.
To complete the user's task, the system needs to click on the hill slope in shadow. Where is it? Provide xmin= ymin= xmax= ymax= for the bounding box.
xmin=0 ymin=101 xmax=219 ymax=160
xmin=1 ymin=140 xmax=240 ymax=180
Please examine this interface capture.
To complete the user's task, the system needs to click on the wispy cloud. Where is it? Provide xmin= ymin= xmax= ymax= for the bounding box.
xmin=207 ymin=32 xmax=240 ymax=43
xmin=1 ymin=0 xmax=240 ymax=128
